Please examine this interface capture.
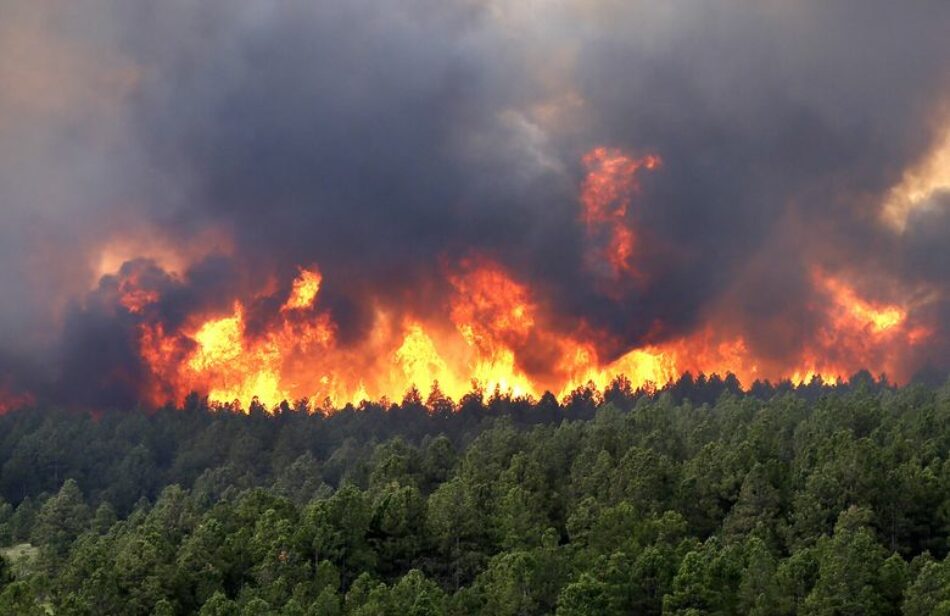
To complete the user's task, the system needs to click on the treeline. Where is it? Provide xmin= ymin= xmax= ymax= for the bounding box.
xmin=0 ymin=371 xmax=891 ymax=512
xmin=0 ymin=374 xmax=948 ymax=614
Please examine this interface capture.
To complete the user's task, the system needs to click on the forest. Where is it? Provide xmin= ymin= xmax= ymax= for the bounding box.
xmin=0 ymin=372 xmax=948 ymax=615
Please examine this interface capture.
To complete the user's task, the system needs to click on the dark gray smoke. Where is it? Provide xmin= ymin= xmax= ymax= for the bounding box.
xmin=1 ymin=0 xmax=948 ymax=407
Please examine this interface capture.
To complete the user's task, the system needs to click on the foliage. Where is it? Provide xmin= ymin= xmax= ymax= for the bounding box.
xmin=0 ymin=374 xmax=947 ymax=614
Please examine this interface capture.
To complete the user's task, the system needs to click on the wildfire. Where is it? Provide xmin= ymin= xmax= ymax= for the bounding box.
xmin=282 ymin=268 xmax=322 ymax=311
xmin=132 ymin=257 xmax=923 ymax=412
xmin=85 ymin=147 xmax=935 ymax=412
xmin=817 ymin=271 xmax=906 ymax=334
xmin=0 ymin=382 xmax=34 ymax=414
xmin=138 ymin=262 xmax=549 ymax=408
xmin=782 ymin=270 xmax=924 ymax=384
xmin=580 ymin=146 xmax=661 ymax=280
xmin=117 ymin=270 xmax=160 ymax=315
xmin=139 ymin=279 xmax=339 ymax=408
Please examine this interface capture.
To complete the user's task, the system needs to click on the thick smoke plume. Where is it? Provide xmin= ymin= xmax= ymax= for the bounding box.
xmin=1 ymin=0 xmax=949 ymax=409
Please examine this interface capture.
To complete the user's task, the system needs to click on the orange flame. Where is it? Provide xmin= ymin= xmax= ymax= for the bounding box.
xmin=580 ymin=147 xmax=661 ymax=280
xmin=131 ymin=258 xmax=927 ymax=411
xmin=117 ymin=268 xmax=160 ymax=314
xmin=131 ymin=260 xmax=877 ymax=411
xmin=0 ymin=383 xmax=34 ymax=414
xmin=119 ymin=148 xmax=933 ymax=412
xmin=282 ymin=268 xmax=322 ymax=311
xmin=817 ymin=271 xmax=906 ymax=334
xmin=785 ymin=269 xmax=925 ymax=383
xmin=139 ymin=271 xmax=339 ymax=408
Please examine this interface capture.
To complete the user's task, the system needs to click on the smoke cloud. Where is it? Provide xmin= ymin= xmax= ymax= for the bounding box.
xmin=1 ymin=0 xmax=948 ymax=407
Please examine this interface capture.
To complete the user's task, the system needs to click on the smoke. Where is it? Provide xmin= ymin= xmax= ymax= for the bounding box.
xmin=0 ymin=0 xmax=948 ymax=407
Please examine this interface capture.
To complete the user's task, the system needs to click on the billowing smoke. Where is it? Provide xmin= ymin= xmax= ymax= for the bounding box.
xmin=1 ymin=0 xmax=948 ymax=409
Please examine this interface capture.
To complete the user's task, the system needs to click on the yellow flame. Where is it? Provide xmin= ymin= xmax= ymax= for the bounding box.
xmin=282 ymin=268 xmax=322 ymax=310
xmin=818 ymin=273 xmax=906 ymax=333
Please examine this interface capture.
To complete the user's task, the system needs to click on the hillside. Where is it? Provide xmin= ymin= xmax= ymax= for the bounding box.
xmin=0 ymin=377 xmax=948 ymax=614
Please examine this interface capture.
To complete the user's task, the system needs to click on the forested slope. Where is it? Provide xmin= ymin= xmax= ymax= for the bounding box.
xmin=0 ymin=375 xmax=948 ymax=614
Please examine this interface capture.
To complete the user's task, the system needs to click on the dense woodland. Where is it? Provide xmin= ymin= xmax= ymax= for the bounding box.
xmin=0 ymin=372 xmax=949 ymax=614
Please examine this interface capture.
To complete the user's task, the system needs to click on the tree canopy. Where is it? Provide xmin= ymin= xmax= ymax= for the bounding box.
xmin=0 ymin=373 xmax=948 ymax=614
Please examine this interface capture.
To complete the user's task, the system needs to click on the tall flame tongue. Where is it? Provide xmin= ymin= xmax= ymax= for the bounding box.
xmin=580 ymin=147 xmax=661 ymax=282
xmin=121 ymin=146 xmax=929 ymax=411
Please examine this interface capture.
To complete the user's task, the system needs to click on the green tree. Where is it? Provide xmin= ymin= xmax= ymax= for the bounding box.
xmin=299 ymin=484 xmax=376 ymax=586
xmin=249 ymin=508 xmax=308 ymax=607
xmin=738 ymin=537 xmax=781 ymax=616
xmin=802 ymin=507 xmax=897 ymax=616
xmin=93 ymin=502 xmax=118 ymax=534
xmin=0 ymin=581 xmax=45 ymax=615
xmin=902 ymin=557 xmax=950 ymax=616
xmin=473 ymin=551 xmax=541 ymax=616
xmin=370 ymin=482 xmax=427 ymax=578
xmin=426 ymin=477 xmax=484 ymax=589
xmin=556 ymin=573 xmax=611 ymax=615
xmin=273 ymin=452 xmax=327 ymax=505
xmin=152 ymin=598 xmax=176 ymax=616
xmin=198 ymin=591 xmax=239 ymax=616
xmin=663 ymin=538 xmax=744 ymax=615
xmin=388 ymin=569 xmax=447 ymax=615
xmin=307 ymin=586 xmax=341 ymax=615
xmin=723 ymin=462 xmax=786 ymax=549
xmin=32 ymin=479 xmax=91 ymax=562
